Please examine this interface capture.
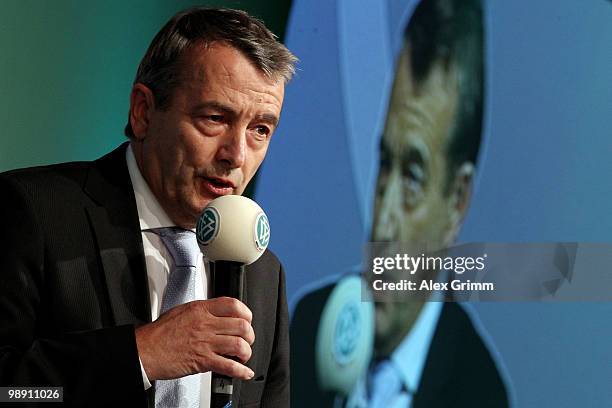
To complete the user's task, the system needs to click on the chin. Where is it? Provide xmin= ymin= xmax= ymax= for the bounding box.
xmin=191 ymin=203 xmax=207 ymax=219
xmin=175 ymin=201 xmax=205 ymax=227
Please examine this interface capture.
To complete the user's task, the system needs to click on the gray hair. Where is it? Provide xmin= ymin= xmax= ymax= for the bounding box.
xmin=125 ymin=7 xmax=297 ymax=137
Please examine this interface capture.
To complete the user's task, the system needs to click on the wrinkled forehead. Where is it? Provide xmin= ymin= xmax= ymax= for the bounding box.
xmin=171 ymin=43 xmax=285 ymax=108
xmin=173 ymin=43 xmax=239 ymax=86
xmin=382 ymin=47 xmax=459 ymax=158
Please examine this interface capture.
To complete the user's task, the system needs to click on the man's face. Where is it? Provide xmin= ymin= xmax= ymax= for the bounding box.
xmin=132 ymin=43 xmax=284 ymax=227
xmin=372 ymin=48 xmax=458 ymax=247
xmin=371 ymin=47 xmax=460 ymax=352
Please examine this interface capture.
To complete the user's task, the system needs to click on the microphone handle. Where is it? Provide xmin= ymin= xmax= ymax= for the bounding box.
xmin=211 ymin=261 xmax=245 ymax=408
xmin=212 ymin=261 xmax=245 ymax=300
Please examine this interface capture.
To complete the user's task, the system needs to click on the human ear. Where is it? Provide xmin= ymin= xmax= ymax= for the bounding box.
xmin=444 ymin=162 xmax=475 ymax=245
xmin=128 ymin=83 xmax=156 ymax=140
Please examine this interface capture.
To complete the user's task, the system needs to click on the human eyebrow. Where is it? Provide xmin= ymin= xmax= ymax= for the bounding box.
xmin=192 ymin=102 xmax=279 ymax=128
xmin=192 ymin=101 xmax=237 ymax=118
xmin=254 ymin=113 xmax=279 ymax=128
xmin=401 ymin=145 xmax=424 ymax=165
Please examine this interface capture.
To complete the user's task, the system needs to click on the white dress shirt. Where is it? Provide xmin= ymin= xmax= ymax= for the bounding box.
xmin=389 ymin=300 xmax=442 ymax=397
xmin=126 ymin=145 xmax=211 ymax=408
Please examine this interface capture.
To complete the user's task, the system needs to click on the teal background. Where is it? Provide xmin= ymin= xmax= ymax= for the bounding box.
xmin=0 ymin=0 xmax=290 ymax=172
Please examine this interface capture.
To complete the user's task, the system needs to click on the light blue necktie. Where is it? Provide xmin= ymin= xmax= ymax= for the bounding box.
xmin=153 ymin=227 xmax=201 ymax=408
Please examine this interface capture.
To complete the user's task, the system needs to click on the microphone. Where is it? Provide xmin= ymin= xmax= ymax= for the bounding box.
xmin=315 ymin=275 xmax=374 ymax=396
xmin=195 ymin=195 xmax=270 ymax=408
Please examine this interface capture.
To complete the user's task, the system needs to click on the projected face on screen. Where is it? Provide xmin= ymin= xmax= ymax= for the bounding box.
xmin=370 ymin=46 xmax=470 ymax=355
xmin=372 ymin=47 xmax=459 ymax=248
xmin=370 ymin=5 xmax=484 ymax=351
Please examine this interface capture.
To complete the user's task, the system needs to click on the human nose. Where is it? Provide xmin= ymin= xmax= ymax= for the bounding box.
xmin=372 ymin=171 xmax=401 ymax=241
xmin=216 ymin=126 xmax=247 ymax=169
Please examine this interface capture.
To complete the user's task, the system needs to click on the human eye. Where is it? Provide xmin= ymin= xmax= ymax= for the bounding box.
xmin=401 ymin=148 xmax=425 ymax=208
xmin=250 ymin=125 xmax=271 ymax=141
xmin=195 ymin=112 xmax=226 ymax=135
xmin=205 ymin=114 xmax=224 ymax=123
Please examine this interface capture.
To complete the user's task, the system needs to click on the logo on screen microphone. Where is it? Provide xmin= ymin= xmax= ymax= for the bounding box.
xmin=254 ymin=213 xmax=270 ymax=251
xmin=333 ymin=301 xmax=361 ymax=365
xmin=196 ymin=207 xmax=220 ymax=245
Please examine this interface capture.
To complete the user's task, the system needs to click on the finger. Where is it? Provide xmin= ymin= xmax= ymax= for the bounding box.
xmin=215 ymin=317 xmax=255 ymax=345
xmin=208 ymin=354 xmax=255 ymax=380
xmin=211 ymin=335 xmax=252 ymax=363
xmin=206 ymin=297 xmax=253 ymax=323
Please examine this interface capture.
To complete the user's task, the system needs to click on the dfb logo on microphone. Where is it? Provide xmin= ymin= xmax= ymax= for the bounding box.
xmin=196 ymin=207 xmax=220 ymax=245
xmin=333 ymin=301 xmax=361 ymax=365
xmin=254 ymin=213 xmax=270 ymax=251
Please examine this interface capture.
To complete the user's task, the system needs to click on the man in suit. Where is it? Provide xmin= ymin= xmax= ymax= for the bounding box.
xmin=291 ymin=0 xmax=510 ymax=406
xmin=0 ymin=8 xmax=296 ymax=408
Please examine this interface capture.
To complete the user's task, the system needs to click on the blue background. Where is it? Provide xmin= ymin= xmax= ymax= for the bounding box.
xmin=256 ymin=0 xmax=612 ymax=406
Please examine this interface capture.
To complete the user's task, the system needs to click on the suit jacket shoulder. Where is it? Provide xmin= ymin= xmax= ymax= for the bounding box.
xmin=414 ymin=302 xmax=509 ymax=407
xmin=0 ymin=144 xmax=149 ymax=407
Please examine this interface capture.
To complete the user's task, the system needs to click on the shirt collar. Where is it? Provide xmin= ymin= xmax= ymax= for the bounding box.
xmin=126 ymin=144 xmax=175 ymax=231
xmin=389 ymin=299 xmax=443 ymax=394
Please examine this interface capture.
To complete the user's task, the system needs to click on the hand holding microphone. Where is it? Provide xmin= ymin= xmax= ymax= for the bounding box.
xmin=135 ymin=196 xmax=270 ymax=398
xmin=196 ymin=195 xmax=270 ymax=408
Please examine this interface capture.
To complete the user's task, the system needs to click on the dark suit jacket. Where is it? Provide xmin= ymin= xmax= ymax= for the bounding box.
xmin=291 ymin=282 xmax=509 ymax=407
xmin=0 ymin=144 xmax=289 ymax=408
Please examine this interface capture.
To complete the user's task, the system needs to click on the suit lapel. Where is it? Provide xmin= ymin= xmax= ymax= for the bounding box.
xmin=84 ymin=143 xmax=151 ymax=327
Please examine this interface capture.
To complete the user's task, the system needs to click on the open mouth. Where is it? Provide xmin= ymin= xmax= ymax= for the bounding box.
xmin=208 ymin=177 xmax=234 ymax=189
xmin=201 ymin=177 xmax=235 ymax=196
